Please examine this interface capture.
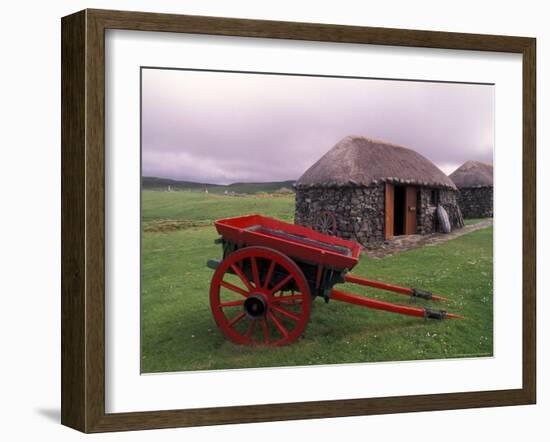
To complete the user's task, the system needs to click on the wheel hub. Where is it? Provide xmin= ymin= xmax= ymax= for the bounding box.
xmin=244 ymin=293 xmax=268 ymax=318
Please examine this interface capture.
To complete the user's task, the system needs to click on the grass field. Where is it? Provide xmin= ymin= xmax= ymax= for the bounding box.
xmin=463 ymin=218 xmax=487 ymax=226
xmin=141 ymin=190 xmax=493 ymax=373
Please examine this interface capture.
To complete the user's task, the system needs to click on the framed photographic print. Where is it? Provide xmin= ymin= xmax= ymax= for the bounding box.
xmin=61 ymin=9 xmax=536 ymax=433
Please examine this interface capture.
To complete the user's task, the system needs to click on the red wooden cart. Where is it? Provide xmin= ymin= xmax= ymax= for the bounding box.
xmin=207 ymin=214 xmax=462 ymax=346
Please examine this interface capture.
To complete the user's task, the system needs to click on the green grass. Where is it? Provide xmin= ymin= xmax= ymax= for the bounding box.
xmin=463 ymin=218 xmax=489 ymax=226
xmin=142 ymin=191 xmax=295 ymax=227
xmin=141 ymin=190 xmax=493 ymax=373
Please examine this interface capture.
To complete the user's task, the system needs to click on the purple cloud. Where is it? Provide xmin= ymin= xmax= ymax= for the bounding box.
xmin=142 ymin=68 xmax=494 ymax=184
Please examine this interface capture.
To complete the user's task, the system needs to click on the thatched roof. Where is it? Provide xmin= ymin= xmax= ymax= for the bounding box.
xmin=449 ymin=160 xmax=493 ymax=188
xmin=296 ymin=136 xmax=457 ymax=190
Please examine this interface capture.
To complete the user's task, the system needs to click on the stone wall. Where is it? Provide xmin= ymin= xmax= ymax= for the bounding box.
xmin=457 ymin=187 xmax=493 ymax=218
xmin=295 ymin=185 xmax=463 ymax=248
xmin=417 ymin=188 xmax=464 ymax=233
xmin=294 ymin=185 xmax=386 ymax=247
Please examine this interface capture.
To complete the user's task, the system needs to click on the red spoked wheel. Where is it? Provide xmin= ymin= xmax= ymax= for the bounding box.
xmin=210 ymin=246 xmax=311 ymax=346
xmin=314 ymin=210 xmax=337 ymax=235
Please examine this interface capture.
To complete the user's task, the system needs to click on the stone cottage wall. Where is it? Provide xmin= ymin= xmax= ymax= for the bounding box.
xmin=417 ymin=188 xmax=464 ymax=233
xmin=457 ymin=187 xmax=493 ymax=218
xmin=294 ymin=185 xmax=385 ymax=247
xmin=295 ymin=185 xmax=464 ymax=248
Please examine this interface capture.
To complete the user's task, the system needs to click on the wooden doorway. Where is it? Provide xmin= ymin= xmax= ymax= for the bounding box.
xmin=384 ymin=183 xmax=418 ymax=239
xmin=404 ymin=186 xmax=418 ymax=235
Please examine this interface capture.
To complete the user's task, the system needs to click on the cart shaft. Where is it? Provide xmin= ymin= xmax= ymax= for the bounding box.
xmin=344 ymin=274 xmax=449 ymax=302
xmin=330 ymin=289 xmax=463 ymax=319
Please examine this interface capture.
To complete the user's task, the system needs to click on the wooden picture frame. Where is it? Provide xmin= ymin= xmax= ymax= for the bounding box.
xmin=61 ymin=8 xmax=536 ymax=433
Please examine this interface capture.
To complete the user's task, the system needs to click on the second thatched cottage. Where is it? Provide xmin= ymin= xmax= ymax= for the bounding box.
xmin=294 ymin=136 xmax=464 ymax=248
xmin=449 ymin=160 xmax=493 ymax=219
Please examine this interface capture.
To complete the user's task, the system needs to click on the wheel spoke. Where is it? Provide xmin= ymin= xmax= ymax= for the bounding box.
xmin=261 ymin=317 xmax=270 ymax=344
xmin=228 ymin=312 xmax=246 ymax=328
xmin=269 ymin=274 xmax=293 ymax=295
xmin=245 ymin=319 xmax=257 ymax=338
xmin=220 ymin=280 xmax=249 ymax=297
xmin=268 ymin=312 xmax=289 ymax=338
xmin=270 ymin=304 xmax=301 ymax=321
xmin=230 ymin=263 xmax=254 ymax=291
xmin=219 ymin=299 xmax=245 ymax=308
xmin=263 ymin=260 xmax=276 ymax=290
xmin=250 ymin=257 xmax=260 ymax=288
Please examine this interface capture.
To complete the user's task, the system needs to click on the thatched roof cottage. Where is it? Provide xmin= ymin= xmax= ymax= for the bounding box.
xmin=295 ymin=136 xmax=464 ymax=248
xmin=449 ymin=160 xmax=493 ymax=218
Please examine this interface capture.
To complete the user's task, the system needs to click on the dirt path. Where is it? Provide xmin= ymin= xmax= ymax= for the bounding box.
xmin=363 ymin=219 xmax=493 ymax=259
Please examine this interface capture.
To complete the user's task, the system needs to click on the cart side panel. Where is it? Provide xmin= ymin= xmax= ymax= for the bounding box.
xmin=215 ymin=214 xmax=361 ymax=271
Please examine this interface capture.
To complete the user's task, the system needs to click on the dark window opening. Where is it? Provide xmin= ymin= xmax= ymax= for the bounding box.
xmin=430 ymin=189 xmax=440 ymax=205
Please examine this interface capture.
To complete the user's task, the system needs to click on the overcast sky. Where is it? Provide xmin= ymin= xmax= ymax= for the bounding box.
xmin=141 ymin=68 xmax=494 ymax=184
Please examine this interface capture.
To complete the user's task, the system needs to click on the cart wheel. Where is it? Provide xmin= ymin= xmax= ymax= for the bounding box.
xmin=314 ymin=211 xmax=337 ymax=235
xmin=210 ymin=246 xmax=311 ymax=346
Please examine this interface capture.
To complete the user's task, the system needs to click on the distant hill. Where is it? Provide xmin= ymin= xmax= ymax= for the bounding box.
xmin=142 ymin=176 xmax=296 ymax=194
xmin=142 ymin=177 xmax=219 ymax=190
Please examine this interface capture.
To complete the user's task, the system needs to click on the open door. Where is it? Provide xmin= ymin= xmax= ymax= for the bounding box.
xmin=384 ymin=183 xmax=394 ymax=239
xmin=404 ymin=186 xmax=417 ymax=235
